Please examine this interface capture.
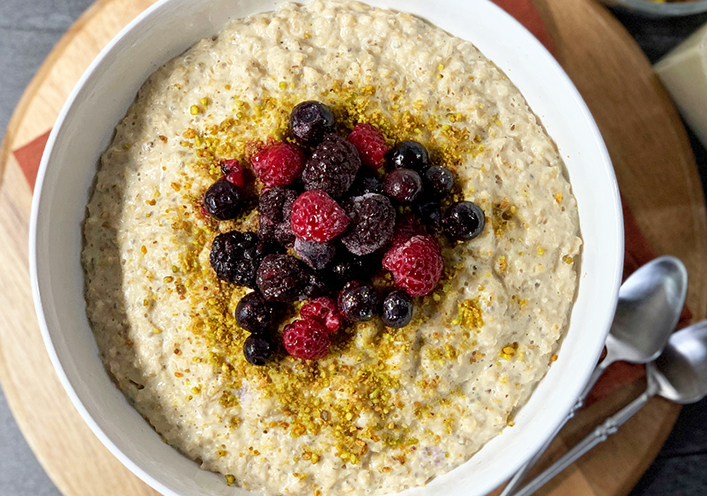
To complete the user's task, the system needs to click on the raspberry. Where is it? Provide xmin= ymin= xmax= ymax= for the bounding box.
xmin=283 ymin=319 xmax=331 ymax=360
xmin=258 ymin=187 xmax=297 ymax=246
xmin=221 ymin=159 xmax=245 ymax=188
xmin=382 ymin=235 xmax=444 ymax=296
xmin=300 ymin=296 xmax=342 ymax=333
xmin=303 ymin=134 xmax=361 ymax=198
xmin=209 ymin=231 xmax=266 ymax=288
xmin=390 ymin=213 xmax=428 ymax=249
xmin=251 ymin=141 xmax=305 ymax=187
xmin=347 ymin=123 xmax=387 ymax=170
xmin=340 ymin=193 xmax=395 ymax=256
xmin=256 ymin=254 xmax=309 ymax=302
xmin=290 ymin=190 xmax=350 ymax=243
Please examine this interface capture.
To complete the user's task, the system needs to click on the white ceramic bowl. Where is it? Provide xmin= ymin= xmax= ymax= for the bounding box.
xmin=30 ymin=1 xmax=624 ymax=495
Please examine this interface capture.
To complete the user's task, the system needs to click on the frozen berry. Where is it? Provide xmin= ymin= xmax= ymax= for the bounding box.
xmin=347 ymin=123 xmax=388 ymax=170
xmin=203 ymin=178 xmax=242 ymax=220
xmin=300 ymin=296 xmax=342 ymax=333
xmin=304 ymin=271 xmax=336 ymax=298
xmin=338 ymin=281 xmax=379 ymax=322
xmin=256 ymin=254 xmax=309 ymax=302
xmin=382 ymin=235 xmax=444 ymax=297
xmin=290 ymin=101 xmax=335 ymax=146
xmin=384 ymin=168 xmax=422 ymax=204
xmin=243 ymin=335 xmax=277 ymax=366
xmin=347 ymin=170 xmax=383 ymax=197
xmin=303 ymin=134 xmax=361 ymax=199
xmin=294 ymin=238 xmax=336 ymax=270
xmin=329 ymin=251 xmax=381 ymax=287
xmin=413 ymin=200 xmax=442 ymax=232
xmin=381 ymin=289 xmax=413 ymax=328
xmin=251 ymin=142 xmax=305 ymax=187
xmin=291 ymin=190 xmax=350 ymax=243
xmin=283 ymin=318 xmax=331 ymax=360
xmin=391 ymin=213 xmax=428 ymax=249
xmin=341 ymin=193 xmax=396 ymax=256
xmin=235 ymin=292 xmax=277 ymax=334
xmin=209 ymin=231 xmax=265 ymax=287
xmin=423 ymin=166 xmax=454 ymax=199
xmin=258 ymin=187 xmax=298 ymax=246
xmin=221 ymin=159 xmax=245 ymax=188
xmin=443 ymin=201 xmax=486 ymax=241
xmin=388 ymin=140 xmax=430 ymax=173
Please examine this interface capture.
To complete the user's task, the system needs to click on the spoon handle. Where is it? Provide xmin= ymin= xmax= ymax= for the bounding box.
xmin=511 ymin=389 xmax=654 ymax=496
xmin=499 ymin=361 xmax=610 ymax=496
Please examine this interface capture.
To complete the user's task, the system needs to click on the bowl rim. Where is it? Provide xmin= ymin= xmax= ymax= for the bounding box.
xmin=29 ymin=1 xmax=624 ymax=495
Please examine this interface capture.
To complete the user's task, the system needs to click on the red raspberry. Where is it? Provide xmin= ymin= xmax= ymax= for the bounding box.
xmin=221 ymin=159 xmax=245 ymax=188
xmin=391 ymin=213 xmax=428 ymax=249
xmin=382 ymin=235 xmax=444 ymax=296
xmin=283 ymin=319 xmax=331 ymax=360
xmin=300 ymin=297 xmax=342 ymax=333
xmin=290 ymin=190 xmax=350 ymax=243
xmin=347 ymin=123 xmax=388 ymax=170
xmin=251 ymin=142 xmax=305 ymax=187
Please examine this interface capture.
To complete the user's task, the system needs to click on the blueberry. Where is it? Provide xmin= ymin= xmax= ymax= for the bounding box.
xmin=381 ymin=289 xmax=413 ymax=328
xmin=328 ymin=251 xmax=381 ymax=287
xmin=347 ymin=169 xmax=383 ymax=198
xmin=235 ymin=292 xmax=277 ymax=334
xmin=294 ymin=238 xmax=336 ymax=270
xmin=203 ymin=178 xmax=242 ymax=220
xmin=443 ymin=201 xmax=486 ymax=241
xmin=388 ymin=140 xmax=430 ymax=173
xmin=412 ymin=199 xmax=442 ymax=232
xmin=423 ymin=166 xmax=454 ymax=199
xmin=243 ymin=334 xmax=276 ymax=366
xmin=290 ymin=101 xmax=335 ymax=146
xmin=338 ymin=281 xmax=379 ymax=322
xmin=384 ymin=168 xmax=422 ymax=204
xmin=209 ymin=231 xmax=265 ymax=287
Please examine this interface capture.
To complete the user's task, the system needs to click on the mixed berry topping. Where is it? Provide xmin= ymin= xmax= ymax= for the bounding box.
xmin=290 ymin=190 xmax=350 ymax=243
xmin=199 ymin=100 xmax=487 ymax=365
xmin=290 ymin=100 xmax=335 ymax=146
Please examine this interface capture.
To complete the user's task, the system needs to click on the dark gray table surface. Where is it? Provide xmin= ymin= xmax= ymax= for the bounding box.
xmin=0 ymin=1 xmax=706 ymax=495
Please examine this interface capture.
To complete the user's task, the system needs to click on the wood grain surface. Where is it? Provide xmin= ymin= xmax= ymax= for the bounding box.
xmin=0 ymin=0 xmax=704 ymax=495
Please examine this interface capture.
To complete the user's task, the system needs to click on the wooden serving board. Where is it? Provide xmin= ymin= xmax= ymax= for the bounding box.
xmin=0 ymin=0 xmax=705 ymax=495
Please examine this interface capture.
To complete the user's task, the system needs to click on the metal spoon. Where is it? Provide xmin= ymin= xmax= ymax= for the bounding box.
xmin=513 ymin=318 xmax=707 ymax=496
xmin=501 ymin=255 xmax=687 ymax=496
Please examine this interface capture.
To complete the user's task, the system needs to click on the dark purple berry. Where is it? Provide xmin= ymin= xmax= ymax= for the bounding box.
xmin=388 ymin=140 xmax=430 ymax=174
xmin=258 ymin=187 xmax=298 ymax=246
xmin=304 ymin=271 xmax=336 ymax=298
xmin=384 ymin=168 xmax=422 ymax=204
xmin=443 ymin=201 xmax=486 ymax=241
xmin=209 ymin=231 xmax=265 ymax=287
xmin=341 ymin=194 xmax=396 ymax=255
xmin=328 ymin=251 xmax=381 ymax=287
xmin=243 ymin=334 xmax=276 ymax=366
xmin=256 ymin=254 xmax=309 ymax=302
xmin=347 ymin=169 xmax=383 ymax=197
xmin=338 ymin=281 xmax=379 ymax=322
xmin=423 ymin=166 xmax=454 ymax=199
xmin=413 ymin=200 xmax=442 ymax=232
xmin=235 ymin=292 xmax=277 ymax=334
xmin=381 ymin=289 xmax=413 ymax=328
xmin=303 ymin=134 xmax=361 ymax=199
xmin=203 ymin=178 xmax=242 ymax=220
xmin=294 ymin=238 xmax=336 ymax=270
xmin=290 ymin=101 xmax=335 ymax=146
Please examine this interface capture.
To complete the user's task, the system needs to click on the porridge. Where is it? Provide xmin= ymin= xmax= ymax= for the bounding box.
xmin=82 ymin=1 xmax=582 ymax=495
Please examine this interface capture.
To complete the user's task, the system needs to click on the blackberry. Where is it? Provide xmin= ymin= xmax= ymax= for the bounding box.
xmin=243 ymin=335 xmax=277 ymax=366
xmin=256 ymin=254 xmax=309 ymax=302
xmin=341 ymin=193 xmax=396 ymax=256
xmin=258 ymin=187 xmax=297 ymax=246
xmin=338 ymin=281 xmax=379 ymax=322
xmin=384 ymin=168 xmax=423 ymax=204
xmin=443 ymin=201 xmax=486 ymax=241
xmin=209 ymin=231 xmax=265 ymax=287
xmin=235 ymin=292 xmax=277 ymax=334
xmin=290 ymin=101 xmax=335 ymax=146
xmin=203 ymin=178 xmax=242 ymax=220
xmin=423 ymin=166 xmax=454 ymax=199
xmin=388 ymin=140 xmax=430 ymax=174
xmin=294 ymin=238 xmax=336 ymax=270
xmin=381 ymin=289 xmax=413 ymax=328
xmin=303 ymin=134 xmax=361 ymax=199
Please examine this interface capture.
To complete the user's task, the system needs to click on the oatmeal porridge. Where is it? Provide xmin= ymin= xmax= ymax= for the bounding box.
xmin=82 ymin=1 xmax=582 ymax=495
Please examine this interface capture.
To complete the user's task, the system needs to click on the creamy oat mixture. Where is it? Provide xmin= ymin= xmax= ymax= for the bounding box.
xmin=82 ymin=1 xmax=582 ymax=495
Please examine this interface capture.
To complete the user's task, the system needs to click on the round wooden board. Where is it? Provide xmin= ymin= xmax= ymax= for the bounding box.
xmin=0 ymin=0 xmax=705 ymax=495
